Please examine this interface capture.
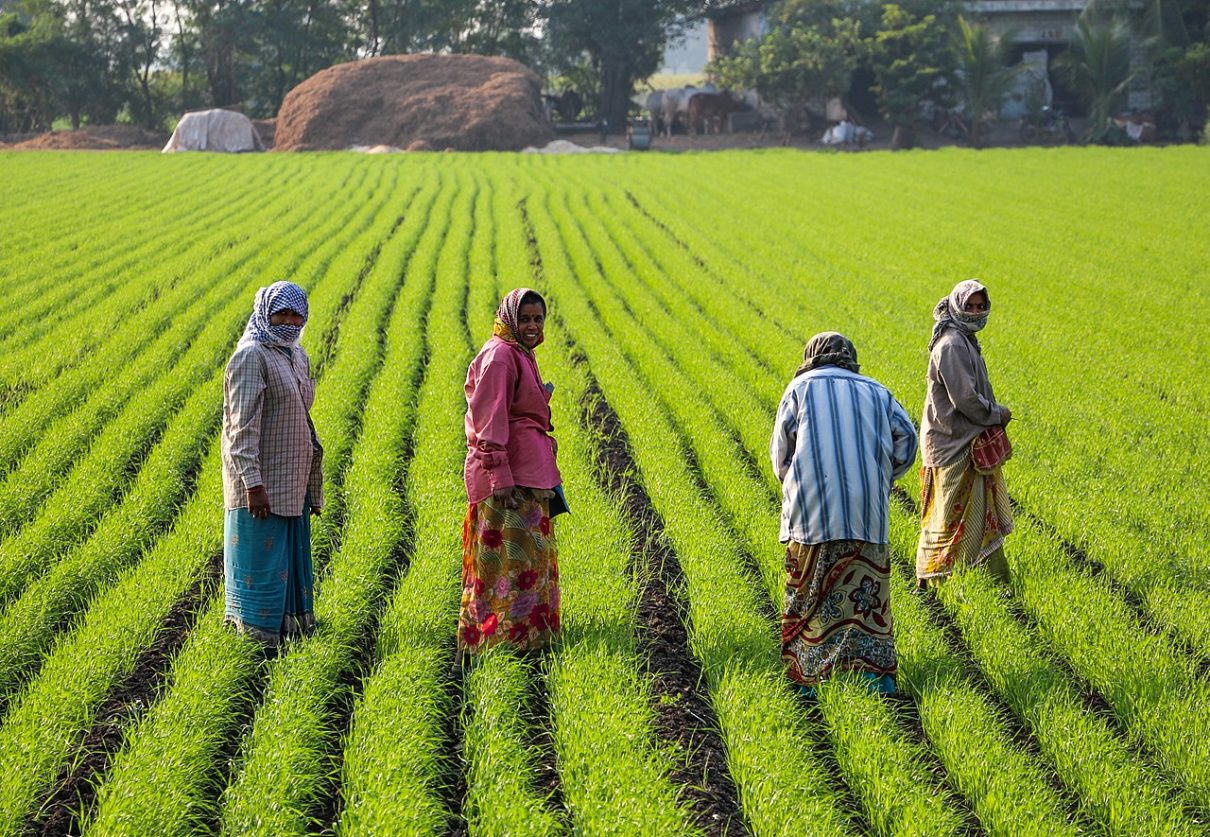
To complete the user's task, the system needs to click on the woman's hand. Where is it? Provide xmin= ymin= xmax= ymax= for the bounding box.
xmin=247 ymin=486 xmax=272 ymax=519
xmin=1000 ymin=406 xmax=1013 ymax=426
xmin=493 ymin=487 xmax=519 ymax=509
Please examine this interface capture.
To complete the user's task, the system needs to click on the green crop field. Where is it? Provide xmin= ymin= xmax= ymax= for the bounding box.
xmin=0 ymin=146 xmax=1207 ymax=836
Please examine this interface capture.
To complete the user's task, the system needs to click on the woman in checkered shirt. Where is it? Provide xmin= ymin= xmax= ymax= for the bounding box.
xmin=220 ymin=281 xmax=324 ymax=647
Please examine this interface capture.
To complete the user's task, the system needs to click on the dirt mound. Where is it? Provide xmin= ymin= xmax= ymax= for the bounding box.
xmin=274 ymin=54 xmax=554 ymax=152
xmin=12 ymin=125 xmax=165 ymax=150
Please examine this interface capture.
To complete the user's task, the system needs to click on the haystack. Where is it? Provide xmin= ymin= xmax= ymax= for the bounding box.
xmin=274 ymin=54 xmax=554 ymax=152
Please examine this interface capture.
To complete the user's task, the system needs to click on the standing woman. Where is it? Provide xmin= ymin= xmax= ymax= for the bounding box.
xmin=458 ymin=288 xmax=565 ymax=661
xmin=916 ymin=279 xmax=1013 ymax=588
xmin=222 ymin=280 xmax=324 ymax=646
xmin=771 ymin=332 xmax=918 ymax=696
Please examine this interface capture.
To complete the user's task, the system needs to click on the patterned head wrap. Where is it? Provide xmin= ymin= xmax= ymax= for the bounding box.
xmin=239 ymin=281 xmax=309 ymax=348
xmin=795 ymin=331 xmax=860 ymax=377
xmin=493 ymin=287 xmax=546 ymax=352
xmin=929 ymin=279 xmax=990 ymax=351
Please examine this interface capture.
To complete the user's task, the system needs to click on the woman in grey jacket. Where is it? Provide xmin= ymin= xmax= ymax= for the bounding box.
xmin=916 ymin=279 xmax=1013 ymax=588
xmin=221 ymin=281 xmax=324 ymax=646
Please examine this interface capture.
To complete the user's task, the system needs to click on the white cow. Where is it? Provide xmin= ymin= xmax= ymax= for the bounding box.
xmin=645 ymin=90 xmax=666 ymax=135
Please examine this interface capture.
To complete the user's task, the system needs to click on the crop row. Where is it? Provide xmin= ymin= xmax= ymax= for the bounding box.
xmin=620 ymin=150 xmax=1210 ymax=655
xmin=0 ymin=150 xmax=1203 ymax=834
xmin=0 ymin=158 xmax=287 ymax=372
xmin=545 ymin=156 xmax=1209 ymax=827
xmin=84 ymin=160 xmax=441 ymax=833
xmin=0 ymin=158 xmax=415 ymax=832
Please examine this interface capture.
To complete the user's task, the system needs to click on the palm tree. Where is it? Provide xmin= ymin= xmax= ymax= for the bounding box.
xmin=1056 ymin=16 xmax=1134 ymax=138
xmin=953 ymin=17 xmax=1016 ymax=148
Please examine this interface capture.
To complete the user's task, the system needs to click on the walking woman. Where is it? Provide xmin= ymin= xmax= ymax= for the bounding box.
xmin=458 ymin=288 xmax=565 ymax=661
xmin=221 ymin=280 xmax=323 ymax=646
xmin=916 ymin=279 xmax=1014 ymax=588
xmin=771 ymin=332 xmax=918 ymax=696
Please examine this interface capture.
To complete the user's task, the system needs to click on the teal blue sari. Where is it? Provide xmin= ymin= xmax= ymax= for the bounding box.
xmin=223 ymin=499 xmax=315 ymax=646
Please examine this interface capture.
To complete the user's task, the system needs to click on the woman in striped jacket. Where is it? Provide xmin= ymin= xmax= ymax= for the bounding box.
xmin=771 ymin=332 xmax=918 ymax=697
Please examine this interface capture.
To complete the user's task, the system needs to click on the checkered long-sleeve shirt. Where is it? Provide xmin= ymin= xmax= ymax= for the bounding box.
xmin=771 ymin=367 xmax=917 ymax=545
xmin=221 ymin=342 xmax=323 ymax=516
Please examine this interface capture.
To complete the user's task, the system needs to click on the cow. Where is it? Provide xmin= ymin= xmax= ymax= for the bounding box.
xmin=658 ymin=84 xmax=716 ymax=136
xmin=556 ymin=89 xmax=583 ymax=122
xmin=645 ymin=90 xmax=666 ymax=135
xmin=687 ymin=92 xmax=739 ymax=135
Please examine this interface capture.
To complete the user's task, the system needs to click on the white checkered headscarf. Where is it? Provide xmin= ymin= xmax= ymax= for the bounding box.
xmin=239 ymin=281 xmax=309 ymax=348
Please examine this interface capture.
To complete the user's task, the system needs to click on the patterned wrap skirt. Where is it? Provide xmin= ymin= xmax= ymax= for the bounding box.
xmin=224 ymin=500 xmax=316 ymax=646
xmin=915 ymin=456 xmax=1014 ymax=581
xmin=458 ymin=487 xmax=560 ymax=652
xmin=781 ymin=539 xmax=897 ymax=688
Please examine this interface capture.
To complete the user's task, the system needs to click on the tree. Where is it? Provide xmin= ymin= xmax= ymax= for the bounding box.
xmin=114 ymin=0 xmax=164 ymax=127
xmin=541 ymin=0 xmax=715 ymax=130
xmin=952 ymin=16 xmax=1015 ymax=148
xmin=868 ymin=3 xmax=957 ymax=149
xmin=1151 ymin=40 xmax=1210 ymax=138
xmin=1055 ymin=14 xmax=1133 ymax=139
xmin=711 ymin=0 xmax=863 ymax=139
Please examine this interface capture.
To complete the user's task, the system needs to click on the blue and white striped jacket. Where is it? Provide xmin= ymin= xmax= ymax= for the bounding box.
xmin=771 ymin=367 xmax=918 ymax=545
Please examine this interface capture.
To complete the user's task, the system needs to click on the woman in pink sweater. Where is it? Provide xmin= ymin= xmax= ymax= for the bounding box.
xmin=457 ymin=288 xmax=565 ymax=661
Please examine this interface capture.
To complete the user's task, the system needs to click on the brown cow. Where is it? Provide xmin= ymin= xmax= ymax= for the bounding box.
xmin=687 ymin=92 xmax=738 ymax=135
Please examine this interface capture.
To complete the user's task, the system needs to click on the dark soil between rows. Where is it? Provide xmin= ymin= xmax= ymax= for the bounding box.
xmin=30 ymin=549 xmax=223 ymax=837
xmin=516 ymin=191 xmax=743 ymax=832
xmin=581 ymin=377 xmax=747 ymax=836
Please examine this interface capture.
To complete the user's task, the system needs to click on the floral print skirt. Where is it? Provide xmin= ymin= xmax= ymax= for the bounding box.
xmin=781 ymin=539 xmax=897 ymax=689
xmin=915 ymin=456 xmax=1014 ymax=581
xmin=458 ymin=487 xmax=560 ymax=653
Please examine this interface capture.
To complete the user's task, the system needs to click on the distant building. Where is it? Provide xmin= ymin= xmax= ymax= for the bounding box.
xmin=706 ymin=1 xmax=1152 ymax=115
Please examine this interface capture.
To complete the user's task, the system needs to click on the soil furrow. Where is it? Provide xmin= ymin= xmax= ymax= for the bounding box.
xmin=580 ymin=375 xmax=746 ymax=837
xmin=285 ymin=233 xmax=434 ymax=834
xmin=1009 ymin=497 xmax=1209 ymax=675
xmin=29 ymin=550 xmax=224 ymax=837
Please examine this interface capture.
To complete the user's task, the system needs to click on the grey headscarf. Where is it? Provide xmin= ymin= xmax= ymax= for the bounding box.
xmin=929 ymin=279 xmax=990 ymax=351
xmin=795 ymin=331 xmax=860 ymax=377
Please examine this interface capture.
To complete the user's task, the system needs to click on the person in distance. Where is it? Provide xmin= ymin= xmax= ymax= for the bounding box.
xmin=221 ymin=281 xmax=324 ymax=647
xmin=771 ymin=332 xmax=918 ymax=698
xmin=456 ymin=288 xmax=567 ymax=669
xmin=916 ymin=279 xmax=1014 ymax=589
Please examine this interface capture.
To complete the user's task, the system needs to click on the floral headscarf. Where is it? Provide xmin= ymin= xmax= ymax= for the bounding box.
xmin=238 ymin=281 xmax=309 ymax=348
xmin=929 ymin=279 xmax=990 ymax=351
xmin=795 ymin=331 xmax=860 ymax=377
xmin=493 ymin=287 xmax=546 ymax=353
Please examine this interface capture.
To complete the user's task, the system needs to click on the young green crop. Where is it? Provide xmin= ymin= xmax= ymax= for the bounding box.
xmin=522 ymin=172 xmax=859 ymax=836
xmin=0 ymin=162 xmax=393 ymax=708
xmin=0 ymin=159 xmax=277 ymax=371
xmin=218 ymin=171 xmax=458 ymax=835
xmin=623 ymin=149 xmax=1210 ymax=656
xmin=0 ymin=148 xmax=1205 ymax=834
xmin=573 ymin=153 xmax=1210 ymax=827
xmin=492 ymin=181 xmax=696 ymax=834
xmin=0 ymin=158 xmax=299 ymax=407
xmin=0 ymin=161 xmax=315 ymax=488
xmin=0 ymin=163 xmax=360 ymax=609
xmin=335 ymin=174 xmax=478 ymax=835
xmin=0 ymin=160 xmax=381 ymax=833
xmin=544 ymin=161 xmax=1098 ymax=834
xmin=86 ymin=161 xmax=434 ymax=834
